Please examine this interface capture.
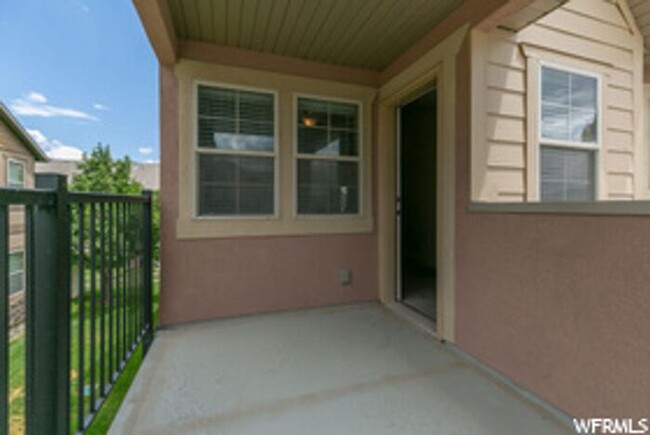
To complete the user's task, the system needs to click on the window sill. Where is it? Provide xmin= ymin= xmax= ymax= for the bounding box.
xmin=468 ymin=201 xmax=650 ymax=216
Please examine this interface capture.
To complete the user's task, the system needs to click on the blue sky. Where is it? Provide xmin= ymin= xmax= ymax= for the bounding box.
xmin=0 ymin=0 xmax=158 ymax=162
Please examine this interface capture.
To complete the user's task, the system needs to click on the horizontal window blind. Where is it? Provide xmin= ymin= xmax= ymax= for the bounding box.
xmin=541 ymin=146 xmax=595 ymax=201
xmin=197 ymin=85 xmax=275 ymax=216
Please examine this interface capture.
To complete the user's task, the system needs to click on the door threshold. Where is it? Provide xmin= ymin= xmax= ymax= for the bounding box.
xmin=385 ymin=301 xmax=438 ymax=338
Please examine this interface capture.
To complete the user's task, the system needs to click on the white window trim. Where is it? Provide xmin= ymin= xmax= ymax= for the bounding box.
xmin=538 ymin=61 xmax=603 ymax=200
xmin=292 ymin=93 xmax=364 ymax=219
xmin=192 ymin=80 xmax=280 ymax=220
xmin=7 ymin=158 xmax=26 ymax=188
xmin=9 ymin=250 xmax=24 ymax=294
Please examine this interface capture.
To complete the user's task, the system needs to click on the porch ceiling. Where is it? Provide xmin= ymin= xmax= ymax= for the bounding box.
xmin=165 ymin=0 xmax=465 ymax=71
xmin=629 ymin=0 xmax=650 ymax=66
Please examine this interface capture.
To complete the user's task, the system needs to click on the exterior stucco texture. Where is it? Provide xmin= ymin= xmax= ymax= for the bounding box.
xmin=455 ymin=40 xmax=650 ymax=419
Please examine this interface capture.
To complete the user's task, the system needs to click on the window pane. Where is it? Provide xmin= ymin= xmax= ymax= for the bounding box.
xmin=198 ymin=118 xmax=235 ymax=149
xmin=541 ymin=67 xmax=569 ymax=106
xmin=329 ymin=130 xmax=358 ymax=156
xmin=9 ymin=252 xmax=23 ymax=294
xmin=238 ymin=120 xmax=274 ymax=152
xmin=541 ymin=67 xmax=598 ymax=144
xmin=297 ymin=160 xmax=359 ymax=214
xmin=570 ymin=74 xmax=597 ymax=110
xmin=8 ymin=161 xmax=24 ymax=187
xmin=198 ymin=86 xmax=236 ymax=118
xmin=239 ymin=92 xmax=274 ymax=123
xmin=198 ymin=154 xmax=274 ymax=216
xmin=298 ymin=126 xmax=328 ymax=154
xmin=570 ymin=109 xmax=597 ymax=143
xmin=298 ymin=99 xmax=328 ymax=129
xmin=329 ymin=102 xmax=358 ymax=130
xmin=198 ymin=85 xmax=274 ymax=152
xmin=297 ymin=97 xmax=359 ymax=157
xmin=541 ymin=103 xmax=569 ymax=141
xmin=541 ymin=146 xmax=594 ymax=201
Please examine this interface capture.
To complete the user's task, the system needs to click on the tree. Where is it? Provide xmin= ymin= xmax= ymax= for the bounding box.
xmin=71 ymin=143 xmax=160 ymax=264
xmin=71 ymin=144 xmax=142 ymax=195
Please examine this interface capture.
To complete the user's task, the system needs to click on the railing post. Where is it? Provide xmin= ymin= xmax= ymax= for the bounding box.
xmin=141 ymin=191 xmax=154 ymax=354
xmin=28 ymin=174 xmax=70 ymax=435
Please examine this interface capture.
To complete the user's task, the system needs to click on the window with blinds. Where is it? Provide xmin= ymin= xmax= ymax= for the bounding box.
xmin=296 ymin=97 xmax=360 ymax=215
xmin=540 ymin=65 xmax=598 ymax=201
xmin=196 ymin=84 xmax=276 ymax=216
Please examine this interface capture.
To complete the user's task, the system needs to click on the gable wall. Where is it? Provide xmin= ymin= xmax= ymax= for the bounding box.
xmin=471 ymin=0 xmax=645 ymax=201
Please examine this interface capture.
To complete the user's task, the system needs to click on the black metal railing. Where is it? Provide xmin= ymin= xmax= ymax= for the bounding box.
xmin=0 ymin=174 xmax=154 ymax=435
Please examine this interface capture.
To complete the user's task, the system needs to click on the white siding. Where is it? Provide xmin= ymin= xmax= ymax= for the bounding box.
xmin=472 ymin=0 xmax=645 ymax=201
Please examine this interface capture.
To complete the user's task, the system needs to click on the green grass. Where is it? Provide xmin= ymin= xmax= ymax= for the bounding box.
xmin=8 ymin=280 xmax=159 ymax=435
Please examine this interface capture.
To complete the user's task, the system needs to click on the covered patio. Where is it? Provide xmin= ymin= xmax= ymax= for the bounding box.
xmin=110 ymin=304 xmax=571 ymax=434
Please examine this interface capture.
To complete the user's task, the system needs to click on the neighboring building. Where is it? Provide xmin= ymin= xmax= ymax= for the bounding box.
xmin=0 ymin=102 xmax=48 ymax=333
xmin=35 ymin=160 xmax=161 ymax=191
xmin=135 ymin=0 xmax=650 ymax=422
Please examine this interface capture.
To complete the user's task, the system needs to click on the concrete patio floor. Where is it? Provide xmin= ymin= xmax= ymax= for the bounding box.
xmin=110 ymin=303 xmax=572 ymax=435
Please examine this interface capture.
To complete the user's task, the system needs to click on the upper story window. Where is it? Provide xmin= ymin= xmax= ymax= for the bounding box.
xmin=296 ymin=97 xmax=361 ymax=215
xmin=539 ymin=65 xmax=599 ymax=201
xmin=196 ymin=84 xmax=276 ymax=216
xmin=7 ymin=160 xmax=25 ymax=188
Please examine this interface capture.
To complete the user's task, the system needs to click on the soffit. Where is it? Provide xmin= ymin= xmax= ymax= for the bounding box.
xmin=166 ymin=0 xmax=465 ymax=71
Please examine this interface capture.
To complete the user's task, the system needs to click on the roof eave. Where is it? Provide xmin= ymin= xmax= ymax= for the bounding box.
xmin=133 ymin=0 xmax=178 ymax=65
xmin=0 ymin=103 xmax=48 ymax=162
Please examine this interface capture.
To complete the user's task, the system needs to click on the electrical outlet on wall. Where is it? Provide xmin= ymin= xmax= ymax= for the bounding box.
xmin=339 ymin=269 xmax=352 ymax=285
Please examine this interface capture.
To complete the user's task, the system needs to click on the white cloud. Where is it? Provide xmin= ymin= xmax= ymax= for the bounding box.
xmin=93 ymin=103 xmax=108 ymax=111
xmin=28 ymin=129 xmax=47 ymax=144
xmin=27 ymin=92 xmax=47 ymax=104
xmin=27 ymin=129 xmax=84 ymax=161
xmin=138 ymin=146 xmax=154 ymax=155
xmin=11 ymin=92 xmax=99 ymax=121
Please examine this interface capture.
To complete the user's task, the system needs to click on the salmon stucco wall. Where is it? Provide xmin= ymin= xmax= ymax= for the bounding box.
xmin=455 ymin=38 xmax=650 ymax=419
xmin=158 ymin=66 xmax=378 ymax=326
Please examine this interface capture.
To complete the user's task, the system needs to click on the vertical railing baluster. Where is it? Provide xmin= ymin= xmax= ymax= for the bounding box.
xmin=77 ymin=203 xmax=85 ymax=432
xmin=114 ymin=203 xmax=120 ymax=372
xmin=0 ymin=205 xmax=8 ymax=435
xmin=142 ymin=191 xmax=153 ymax=353
xmin=136 ymin=204 xmax=142 ymax=338
xmin=126 ymin=203 xmax=131 ymax=352
xmin=89 ymin=204 xmax=96 ymax=412
xmin=130 ymin=204 xmax=136 ymax=348
xmin=108 ymin=203 xmax=113 ymax=382
xmin=122 ymin=204 xmax=127 ymax=363
xmin=99 ymin=203 xmax=105 ymax=397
